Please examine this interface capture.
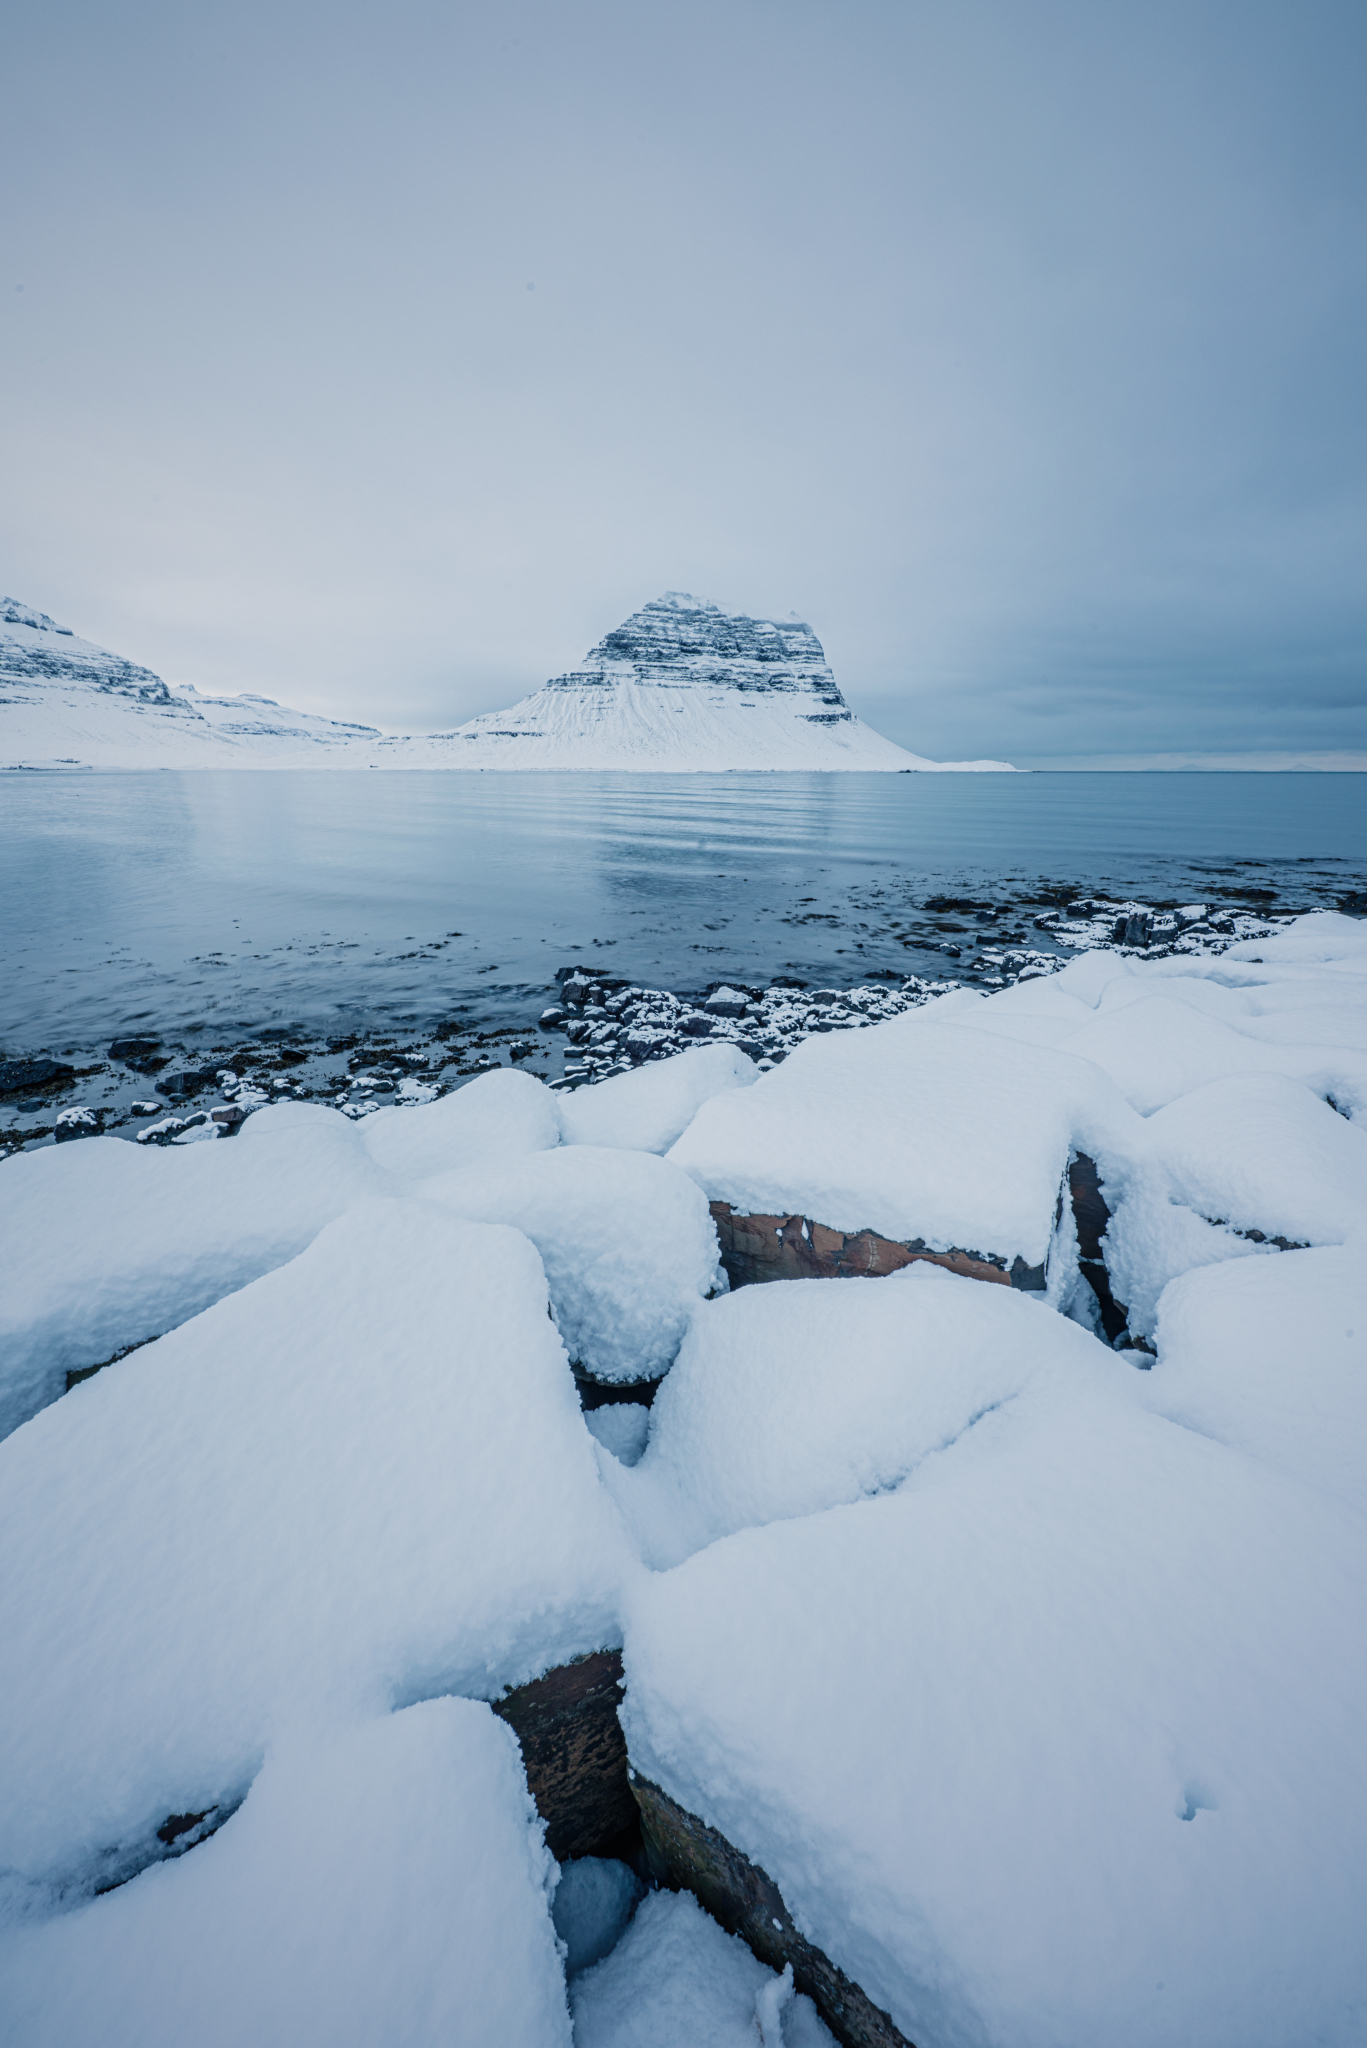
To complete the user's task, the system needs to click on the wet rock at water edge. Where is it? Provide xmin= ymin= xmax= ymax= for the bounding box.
xmin=54 ymin=1106 xmax=102 ymax=1142
xmin=0 ymin=1057 xmax=74 ymax=1095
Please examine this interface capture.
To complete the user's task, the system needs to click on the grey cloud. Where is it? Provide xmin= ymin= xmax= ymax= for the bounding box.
xmin=1 ymin=0 xmax=1363 ymax=763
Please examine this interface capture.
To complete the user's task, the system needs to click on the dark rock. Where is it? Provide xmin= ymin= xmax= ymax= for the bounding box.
xmin=109 ymin=1037 xmax=162 ymax=1062
xmin=54 ymin=1106 xmax=101 ymax=1142
xmin=157 ymin=1068 xmax=218 ymax=1100
xmin=0 ymin=1057 xmax=74 ymax=1095
xmin=711 ymin=1202 xmax=1013 ymax=1290
xmin=539 ymin=1006 xmax=566 ymax=1029
xmin=630 ymin=1772 xmax=913 ymax=2048
xmin=703 ymin=987 xmax=750 ymax=1017
xmin=1067 ymin=1153 xmax=1130 ymax=1344
xmin=491 ymin=1651 xmax=637 ymax=1862
xmin=210 ymin=1105 xmax=248 ymax=1131
xmin=573 ymin=1366 xmax=666 ymax=1410
xmin=680 ymin=1013 xmax=713 ymax=1037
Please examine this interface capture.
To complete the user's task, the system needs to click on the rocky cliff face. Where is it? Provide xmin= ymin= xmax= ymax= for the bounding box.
xmin=550 ymin=592 xmax=853 ymax=724
xmin=398 ymin=590 xmax=961 ymax=771
xmin=0 ymin=598 xmax=186 ymax=707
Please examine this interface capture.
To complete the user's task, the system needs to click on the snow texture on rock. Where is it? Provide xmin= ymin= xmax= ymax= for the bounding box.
xmin=619 ymin=1265 xmax=1367 ymax=2048
xmin=0 ymin=1202 xmax=629 ymax=1907
xmin=571 ymin=1887 xmax=835 ymax=2048
xmin=421 ymin=1146 xmax=724 ymax=1382
xmin=359 ymin=1066 xmax=563 ymax=1179
xmin=668 ymin=1011 xmax=1137 ymax=1268
xmin=0 ymin=1700 xmax=571 ymax=2048
xmin=0 ymin=1105 xmax=384 ymax=1438
xmin=558 ymin=1042 xmax=758 ymax=1153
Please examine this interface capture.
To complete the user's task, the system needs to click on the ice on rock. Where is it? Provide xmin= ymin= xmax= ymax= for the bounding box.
xmin=602 ymin=1262 xmax=1115 ymax=1567
xmin=0 ymin=1104 xmax=383 ymax=1439
xmin=619 ymin=1309 xmax=1367 ymax=2048
xmin=359 ymin=1065 xmax=562 ymax=1178
xmin=421 ymin=1146 xmax=724 ymax=1383
xmin=1146 ymin=1247 xmax=1367 ymax=1516
xmin=585 ymin=1403 xmax=653 ymax=1467
xmin=551 ymin=1854 xmax=645 ymax=1974
xmin=668 ymin=1013 xmax=1136 ymax=1268
xmin=0 ymin=1201 xmax=629 ymax=1907
xmin=559 ymin=1042 xmax=758 ymax=1154
xmin=571 ymin=1888 xmax=835 ymax=2048
xmin=0 ymin=1700 xmax=572 ymax=2048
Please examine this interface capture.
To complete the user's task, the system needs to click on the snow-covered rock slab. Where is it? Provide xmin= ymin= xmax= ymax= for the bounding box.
xmin=0 ymin=1200 xmax=628 ymax=1907
xmin=0 ymin=1104 xmax=383 ymax=1438
xmin=1146 ymin=1246 xmax=1367 ymax=1516
xmin=358 ymin=1065 xmax=562 ymax=1179
xmin=558 ymin=1042 xmax=758 ymax=1153
xmin=0 ymin=1699 xmax=572 ymax=2048
xmin=668 ymin=1014 xmax=1136 ymax=1273
xmin=601 ymin=1262 xmax=1109 ymax=1569
xmin=1101 ymin=1072 xmax=1367 ymax=1336
xmin=421 ymin=1146 xmax=723 ymax=1383
xmin=619 ymin=1265 xmax=1367 ymax=2048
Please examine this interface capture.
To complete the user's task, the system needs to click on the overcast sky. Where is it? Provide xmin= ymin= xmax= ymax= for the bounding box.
xmin=3 ymin=0 xmax=1364 ymax=766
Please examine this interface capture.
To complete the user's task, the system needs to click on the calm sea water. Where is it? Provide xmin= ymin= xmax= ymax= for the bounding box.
xmin=3 ymin=771 xmax=1364 ymax=1053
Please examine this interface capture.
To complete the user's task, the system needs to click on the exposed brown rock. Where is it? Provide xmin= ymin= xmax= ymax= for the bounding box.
xmin=630 ymin=1771 xmax=915 ymax=2048
xmin=710 ymin=1200 xmax=1045 ymax=1292
xmin=491 ymin=1650 xmax=637 ymax=1861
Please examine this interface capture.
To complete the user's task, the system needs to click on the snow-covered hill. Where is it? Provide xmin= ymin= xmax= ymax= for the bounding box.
xmin=0 ymin=601 xmax=378 ymax=768
xmin=170 ymin=683 xmax=380 ymax=748
xmin=374 ymin=593 xmax=1014 ymax=771
xmin=1 ymin=591 xmax=1016 ymax=772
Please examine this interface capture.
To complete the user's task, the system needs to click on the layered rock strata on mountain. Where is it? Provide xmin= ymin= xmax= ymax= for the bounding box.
xmin=414 ymin=591 xmax=941 ymax=771
xmin=0 ymin=598 xmax=190 ymax=709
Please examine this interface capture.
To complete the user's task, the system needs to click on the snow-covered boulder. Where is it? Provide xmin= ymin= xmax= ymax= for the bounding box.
xmin=0 ymin=1105 xmax=382 ymax=1438
xmin=1102 ymin=1072 xmax=1367 ymax=1336
xmin=358 ymin=1066 xmax=562 ymax=1179
xmin=668 ymin=1013 xmax=1136 ymax=1274
xmin=0 ymin=1200 xmax=628 ymax=1909
xmin=0 ymin=1700 xmax=571 ymax=2048
xmin=602 ymin=1260 xmax=1112 ymax=1567
xmin=421 ymin=1146 xmax=724 ymax=1384
xmin=1146 ymin=1245 xmax=1367 ymax=1516
xmin=559 ymin=1042 xmax=758 ymax=1154
xmin=619 ymin=1266 xmax=1367 ymax=2048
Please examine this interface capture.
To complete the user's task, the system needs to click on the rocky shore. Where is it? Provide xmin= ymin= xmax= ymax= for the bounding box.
xmin=0 ymin=890 xmax=1301 ymax=1159
xmin=1 ymin=900 xmax=1365 ymax=2046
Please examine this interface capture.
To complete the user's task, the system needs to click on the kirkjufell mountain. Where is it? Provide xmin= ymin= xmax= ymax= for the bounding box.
xmin=384 ymin=593 xmax=1015 ymax=771
xmin=1 ymin=591 xmax=1015 ymax=771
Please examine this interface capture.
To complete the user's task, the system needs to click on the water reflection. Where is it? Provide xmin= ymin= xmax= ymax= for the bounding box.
xmin=2 ymin=770 xmax=1362 ymax=1050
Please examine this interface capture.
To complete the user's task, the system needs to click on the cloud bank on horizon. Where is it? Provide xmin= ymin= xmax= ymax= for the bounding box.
xmin=1 ymin=0 xmax=1364 ymax=768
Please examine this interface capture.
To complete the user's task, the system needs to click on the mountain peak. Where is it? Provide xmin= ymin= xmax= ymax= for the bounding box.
xmin=1 ymin=597 xmax=72 ymax=636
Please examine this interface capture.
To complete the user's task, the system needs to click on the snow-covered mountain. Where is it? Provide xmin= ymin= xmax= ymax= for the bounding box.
xmin=374 ymin=593 xmax=1015 ymax=771
xmin=170 ymin=683 xmax=379 ymax=747
xmin=0 ymin=600 xmax=377 ymax=768
xmin=1 ymin=591 xmax=1016 ymax=772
